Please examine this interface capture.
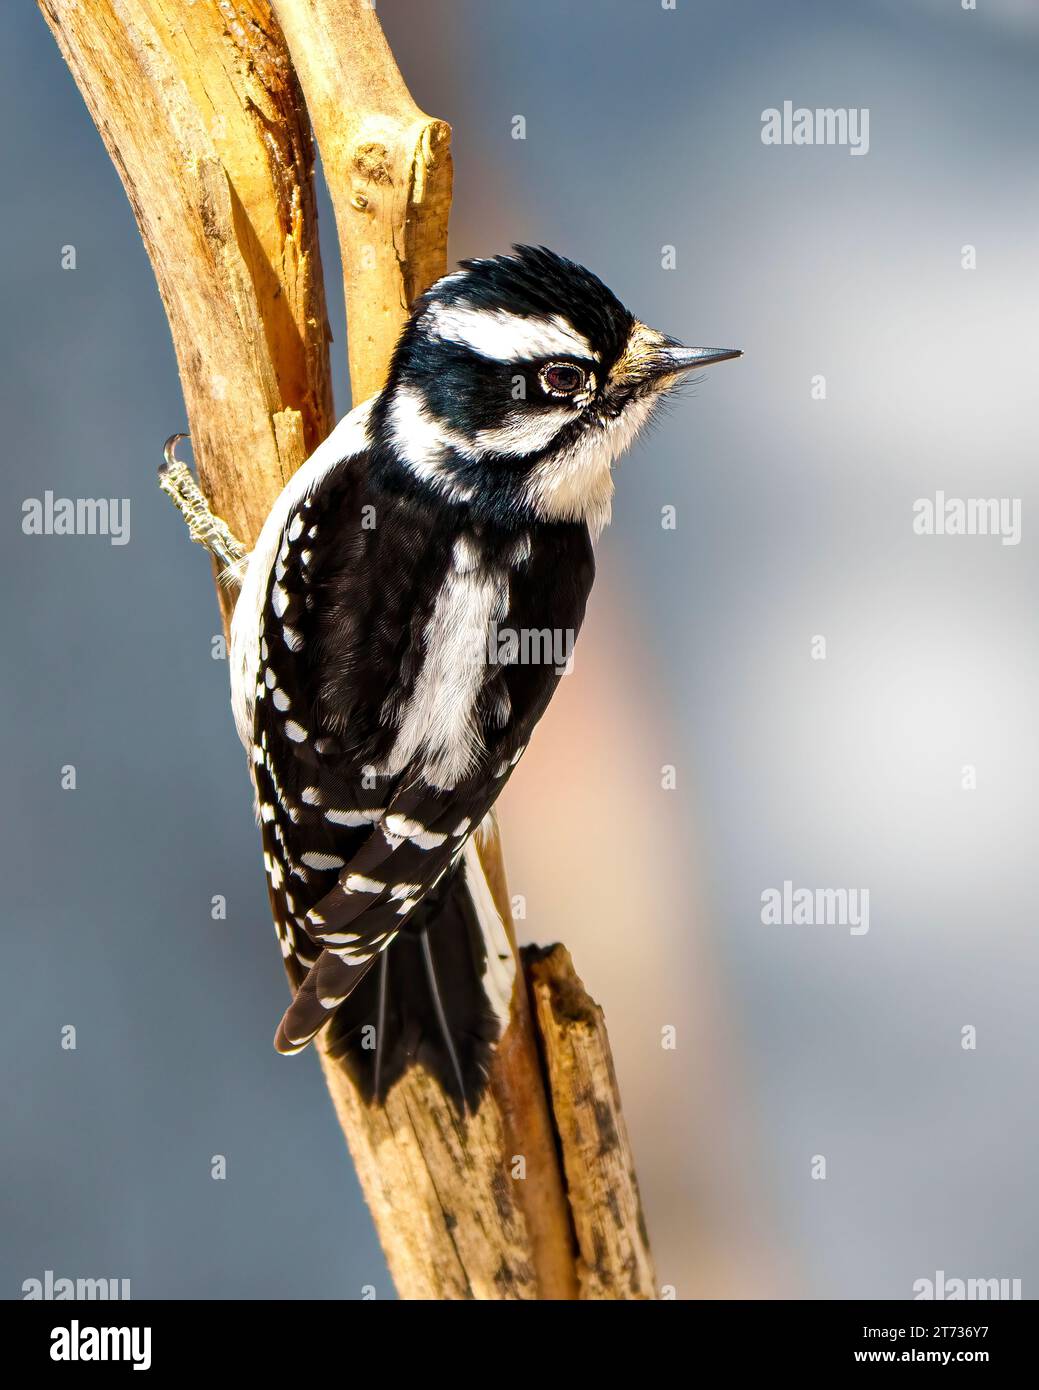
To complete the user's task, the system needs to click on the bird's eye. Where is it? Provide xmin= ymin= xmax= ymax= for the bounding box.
xmin=539 ymin=363 xmax=586 ymax=397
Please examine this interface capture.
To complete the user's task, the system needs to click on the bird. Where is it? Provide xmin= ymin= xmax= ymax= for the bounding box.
xmin=227 ymin=245 xmax=740 ymax=1108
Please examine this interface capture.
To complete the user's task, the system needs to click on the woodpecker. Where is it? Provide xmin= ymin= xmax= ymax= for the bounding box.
xmin=227 ymin=245 xmax=740 ymax=1106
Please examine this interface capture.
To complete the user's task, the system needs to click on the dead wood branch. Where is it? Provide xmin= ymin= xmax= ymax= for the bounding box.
xmin=40 ymin=0 xmax=653 ymax=1300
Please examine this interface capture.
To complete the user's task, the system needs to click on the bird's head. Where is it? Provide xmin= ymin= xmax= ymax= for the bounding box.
xmin=372 ymin=245 xmax=740 ymax=534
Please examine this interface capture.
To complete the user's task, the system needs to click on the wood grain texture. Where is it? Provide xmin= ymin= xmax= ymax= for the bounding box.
xmin=39 ymin=0 xmax=334 ymax=557
xmin=526 ymin=944 xmax=657 ymax=1299
xmin=270 ymin=0 xmax=453 ymax=402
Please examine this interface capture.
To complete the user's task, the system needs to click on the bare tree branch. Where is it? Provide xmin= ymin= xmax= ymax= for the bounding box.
xmin=270 ymin=0 xmax=453 ymax=402
xmin=39 ymin=0 xmax=653 ymax=1299
xmin=526 ymin=945 xmax=657 ymax=1299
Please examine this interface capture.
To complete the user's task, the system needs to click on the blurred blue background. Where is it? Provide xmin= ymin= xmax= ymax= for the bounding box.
xmin=2 ymin=0 xmax=1036 ymax=1298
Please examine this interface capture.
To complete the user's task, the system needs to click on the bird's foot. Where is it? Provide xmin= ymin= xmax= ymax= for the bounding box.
xmin=158 ymin=434 xmax=248 ymax=581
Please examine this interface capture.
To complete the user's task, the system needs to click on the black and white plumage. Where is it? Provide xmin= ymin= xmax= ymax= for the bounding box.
xmin=228 ymin=246 xmax=740 ymax=1107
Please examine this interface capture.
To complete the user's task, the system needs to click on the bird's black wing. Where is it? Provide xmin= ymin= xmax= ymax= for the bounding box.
xmin=247 ymin=455 xmax=577 ymax=1057
xmin=271 ymin=755 xmax=525 ymax=1052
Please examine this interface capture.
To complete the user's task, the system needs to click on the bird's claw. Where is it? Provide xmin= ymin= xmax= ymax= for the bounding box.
xmin=157 ymin=432 xmax=248 ymax=576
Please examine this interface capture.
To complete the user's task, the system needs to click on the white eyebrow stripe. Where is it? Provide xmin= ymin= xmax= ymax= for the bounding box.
xmin=424 ymin=304 xmax=598 ymax=363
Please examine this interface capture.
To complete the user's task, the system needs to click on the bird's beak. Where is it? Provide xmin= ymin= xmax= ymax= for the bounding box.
xmin=613 ymin=323 xmax=742 ymax=392
xmin=651 ymin=343 xmax=743 ymax=379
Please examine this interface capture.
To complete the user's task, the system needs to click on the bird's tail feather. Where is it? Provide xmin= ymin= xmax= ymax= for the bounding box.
xmin=322 ymin=839 xmax=516 ymax=1109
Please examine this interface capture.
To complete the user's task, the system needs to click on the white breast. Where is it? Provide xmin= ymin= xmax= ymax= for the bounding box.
xmin=382 ymin=537 xmax=509 ymax=790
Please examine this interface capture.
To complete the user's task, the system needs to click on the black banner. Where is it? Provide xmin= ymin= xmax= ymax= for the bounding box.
xmin=5 ymin=1298 xmax=1032 ymax=1374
